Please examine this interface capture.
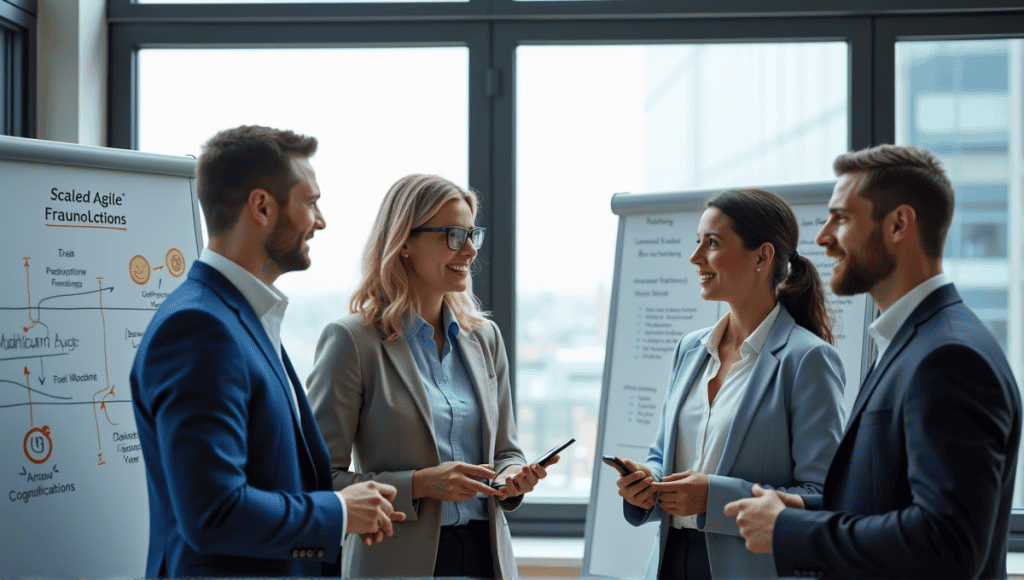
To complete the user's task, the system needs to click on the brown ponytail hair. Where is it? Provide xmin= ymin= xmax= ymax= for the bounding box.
xmin=706 ymin=188 xmax=835 ymax=345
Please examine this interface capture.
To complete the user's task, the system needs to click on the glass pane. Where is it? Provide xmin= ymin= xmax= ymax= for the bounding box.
xmin=516 ymin=42 xmax=848 ymax=500
xmin=896 ymin=39 xmax=1024 ymax=506
xmin=139 ymin=47 xmax=468 ymax=383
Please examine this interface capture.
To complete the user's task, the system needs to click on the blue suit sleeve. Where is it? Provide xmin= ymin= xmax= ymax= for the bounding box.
xmin=699 ymin=343 xmax=846 ymax=536
xmin=140 ymin=309 xmax=344 ymax=561
xmin=773 ymin=345 xmax=1018 ymax=578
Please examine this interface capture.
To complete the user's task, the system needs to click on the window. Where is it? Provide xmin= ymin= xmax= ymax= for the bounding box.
xmin=896 ymin=38 xmax=1024 ymax=505
xmin=137 ymin=47 xmax=469 ymax=381
xmin=111 ymin=1 xmax=1024 ymax=541
xmin=515 ymin=41 xmax=848 ymax=500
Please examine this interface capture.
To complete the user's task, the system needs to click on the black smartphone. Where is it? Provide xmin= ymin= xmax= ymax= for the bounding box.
xmin=488 ymin=438 xmax=576 ymax=489
xmin=602 ymin=455 xmax=631 ymax=476
xmin=534 ymin=437 xmax=575 ymax=468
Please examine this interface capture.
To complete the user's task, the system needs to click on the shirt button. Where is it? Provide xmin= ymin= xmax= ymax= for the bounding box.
xmin=317 ymin=549 xmax=325 ymax=558
xmin=292 ymin=550 xmax=299 ymax=558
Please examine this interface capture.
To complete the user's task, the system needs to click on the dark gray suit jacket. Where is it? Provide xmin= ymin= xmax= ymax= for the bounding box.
xmin=774 ymin=284 xmax=1022 ymax=579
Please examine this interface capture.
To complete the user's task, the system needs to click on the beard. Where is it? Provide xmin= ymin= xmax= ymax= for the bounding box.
xmin=266 ymin=210 xmax=310 ymax=274
xmin=830 ymin=223 xmax=895 ymax=296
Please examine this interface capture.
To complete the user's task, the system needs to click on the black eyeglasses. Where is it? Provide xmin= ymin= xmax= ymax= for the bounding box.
xmin=410 ymin=226 xmax=486 ymax=251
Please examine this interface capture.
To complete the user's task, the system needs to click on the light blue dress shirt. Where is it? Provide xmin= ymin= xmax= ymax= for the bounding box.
xmin=404 ymin=305 xmax=488 ymax=526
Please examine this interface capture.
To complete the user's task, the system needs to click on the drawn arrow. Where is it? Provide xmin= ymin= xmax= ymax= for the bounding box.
xmin=20 ymin=286 xmax=115 ymax=332
xmin=38 ymin=357 xmax=45 ymax=385
xmin=23 ymin=366 xmax=34 ymax=427
xmin=37 ymin=286 xmax=114 ymax=309
xmin=23 ymin=258 xmax=39 ymax=331
xmin=100 ymin=385 xmax=119 ymax=425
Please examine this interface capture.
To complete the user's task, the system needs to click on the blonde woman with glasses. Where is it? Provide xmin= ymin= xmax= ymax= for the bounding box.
xmin=307 ymin=174 xmax=554 ymax=579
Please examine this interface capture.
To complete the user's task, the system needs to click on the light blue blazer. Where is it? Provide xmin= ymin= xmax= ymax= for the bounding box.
xmin=624 ymin=305 xmax=846 ymax=579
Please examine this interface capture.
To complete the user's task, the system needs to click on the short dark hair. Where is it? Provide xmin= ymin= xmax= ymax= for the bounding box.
xmin=833 ymin=144 xmax=954 ymax=258
xmin=196 ymin=125 xmax=318 ymax=236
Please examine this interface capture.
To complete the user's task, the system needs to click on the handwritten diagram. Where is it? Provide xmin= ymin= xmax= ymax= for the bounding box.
xmin=1 ymin=139 xmax=198 ymax=578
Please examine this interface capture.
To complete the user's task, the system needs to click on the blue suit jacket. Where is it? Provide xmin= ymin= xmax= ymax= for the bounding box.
xmin=130 ymin=261 xmax=344 ymax=577
xmin=625 ymin=305 xmax=846 ymax=579
xmin=774 ymin=284 xmax=1022 ymax=579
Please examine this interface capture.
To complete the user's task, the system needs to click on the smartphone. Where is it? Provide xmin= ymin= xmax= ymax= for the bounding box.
xmin=488 ymin=438 xmax=576 ymax=488
xmin=602 ymin=455 xmax=631 ymax=476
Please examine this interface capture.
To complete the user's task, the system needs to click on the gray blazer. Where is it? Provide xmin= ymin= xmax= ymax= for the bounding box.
xmin=624 ymin=306 xmax=846 ymax=579
xmin=306 ymin=313 xmax=526 ymax=579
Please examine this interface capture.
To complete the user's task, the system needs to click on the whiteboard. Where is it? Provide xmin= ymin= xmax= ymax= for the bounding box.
xmin=0 ymin=136 xmax=200 ymax=578
xmin=582 ymin=183 xmax=874 ymax=578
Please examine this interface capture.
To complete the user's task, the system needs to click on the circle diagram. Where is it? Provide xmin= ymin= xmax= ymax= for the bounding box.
xmin=129 ymin=254 xmax=150 ymax=285
xmin=24 ymin=426 xmax=53 ymax=464
xmin=165 ymin=247 xmax=186 ymax=277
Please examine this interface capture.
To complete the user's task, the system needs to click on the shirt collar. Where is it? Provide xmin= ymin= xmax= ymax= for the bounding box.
xmin=199 ymin=247 xmax=288 ymax=319
xmin=403 ymin=302 xmax=461 ymax=341
xmin=703 ymin=302 xmax=782 ymax=360
xmin=868 ymin=272 xmax=952 ymax=357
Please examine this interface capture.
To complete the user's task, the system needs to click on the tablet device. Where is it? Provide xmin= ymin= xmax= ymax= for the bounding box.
xmin=488 ymin=438 xmax=575 ymax=489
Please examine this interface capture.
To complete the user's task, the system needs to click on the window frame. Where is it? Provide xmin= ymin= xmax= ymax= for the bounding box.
xmin=874 ymin=11 xmax=1024 ymax=550
xmin=1 ymin=0 xmax=34 ymax=137
xmin=106 ymin=0 xmax=1024 ymax=540
xmin=490 ymin=17 xmax=873 ymax=533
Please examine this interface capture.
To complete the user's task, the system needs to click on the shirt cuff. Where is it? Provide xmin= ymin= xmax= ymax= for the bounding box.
xmin=334 ymin=491 xmax=348 ymax=544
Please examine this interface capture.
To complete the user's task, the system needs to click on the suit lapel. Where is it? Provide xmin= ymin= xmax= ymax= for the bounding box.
xmin=825 ymin=284 xmax=962 ymax=497
xmin=283 ymin=347 xmax=329 ymax=490
xmin=713 ymin=308 xmax=790 ymax=476
xmin=846 ymin=284 xmax=961 ymax=424
xmin=456 ymin=329 xmax=496 ymax=454
xmin=664 ymin=340 xmax=710 ymax=474
xmin=191 ymin=262 xmax=318 ymax=478
xmin=381 ymin=334 xmax=439 ymax=453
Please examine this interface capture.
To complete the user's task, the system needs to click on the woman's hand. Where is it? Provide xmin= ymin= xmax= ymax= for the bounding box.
xmin=617 ymin=458 xmax=657 ymax=510
xmin=412 ymin=462 xmax=499 ymax=502
xmin=650 ymin=470 xmax=709 ymax=516
xmin=491 ymin=455 xmax=560 ymax=500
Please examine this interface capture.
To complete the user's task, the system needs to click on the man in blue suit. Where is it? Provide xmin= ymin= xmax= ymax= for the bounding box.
xmin=724 ymin=144 xmax=1022 ymax=579
xmin=131 ymin=125 xmax=405 ymax=577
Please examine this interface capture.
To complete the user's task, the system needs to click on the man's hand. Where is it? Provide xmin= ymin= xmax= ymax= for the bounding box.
xmin=491 ymin=455 xmax=559 ymax=500
xmin=776 ymin=490 xmax=805 ymax=509
xmin=650 ymin=470 xmax=708 ymax=516
xmin=723 ymin=484 xmax=786 ymax=554
xmin=340 ymin=481 xmax=407 ymax=546
xmin=617 ymin=458 xmax=657 ymax=510
xmin=412 ymin=462 xmax=499 ymax=502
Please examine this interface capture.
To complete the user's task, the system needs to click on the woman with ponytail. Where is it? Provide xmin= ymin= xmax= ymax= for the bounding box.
xmin=616 ymin=189 xmax=847 ymax=579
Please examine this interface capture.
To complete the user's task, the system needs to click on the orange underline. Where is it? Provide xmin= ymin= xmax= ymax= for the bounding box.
xmin=45 ymin=223 xmax=128 ymax=231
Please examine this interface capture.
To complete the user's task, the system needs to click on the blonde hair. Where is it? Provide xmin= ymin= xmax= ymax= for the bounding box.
xmin=350 ymin=174 xmax=489 ymax=340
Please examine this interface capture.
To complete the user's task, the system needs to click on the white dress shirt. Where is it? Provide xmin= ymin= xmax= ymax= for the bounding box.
xmin=671 ymin=303 xmax=781 ymax=529
xmin=867 ymin=272 xmax=952 ymax=366
xmin=199 ymin=248 xmax=348 ymax=539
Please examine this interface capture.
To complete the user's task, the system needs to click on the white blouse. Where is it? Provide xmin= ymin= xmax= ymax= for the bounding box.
xmin=671 ymin=302 xmax=781 ymax=529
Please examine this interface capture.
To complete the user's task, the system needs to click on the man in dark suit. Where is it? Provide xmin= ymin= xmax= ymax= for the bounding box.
xmin=131 ymin=125 xmax=404 ymax=577
xmin=724 ymin=144 xmax=1022 ymax=579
